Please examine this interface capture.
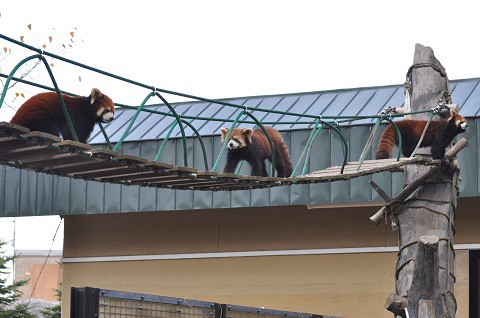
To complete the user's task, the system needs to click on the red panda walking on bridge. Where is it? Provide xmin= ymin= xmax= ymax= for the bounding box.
xmin=10 ymin=88 xmax=115 ymax=143
xmin=376 ymin=109 xmax=467 ymax=160
xmin=220 ymin=126 xmax=293 ymax=177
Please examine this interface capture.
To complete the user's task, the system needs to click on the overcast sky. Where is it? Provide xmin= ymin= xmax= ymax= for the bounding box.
xmin=1 ymin=0 xmax=480 ymax=252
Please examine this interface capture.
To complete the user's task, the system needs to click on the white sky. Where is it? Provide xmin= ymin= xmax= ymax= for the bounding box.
xmin=1 ymin=0 xmax=480 ymax=252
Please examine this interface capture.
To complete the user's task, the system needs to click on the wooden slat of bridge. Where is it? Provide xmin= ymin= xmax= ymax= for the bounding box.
xmin=0 ymin=122 xmax=439 ymax=191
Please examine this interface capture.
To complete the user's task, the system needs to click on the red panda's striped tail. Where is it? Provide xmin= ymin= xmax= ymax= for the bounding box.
xmin=376 ymin=124 xmax=397 ymax=159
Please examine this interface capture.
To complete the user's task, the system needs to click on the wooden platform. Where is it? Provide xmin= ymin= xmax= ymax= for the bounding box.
xmin=0 ymin=122 xmax=440 ymax=191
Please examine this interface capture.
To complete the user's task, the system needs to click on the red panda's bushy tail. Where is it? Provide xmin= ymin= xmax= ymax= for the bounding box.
xmin=279 ymin=141 xmax=293 ymax=177
xmin=376 ymin=124 xmax=397 ymax=159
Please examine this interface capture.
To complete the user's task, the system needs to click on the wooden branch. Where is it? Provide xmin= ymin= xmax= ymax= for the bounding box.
xmin=369 ymin=180 xmax=391 ymax=202
xmin=444 ymin=138 xmax=468 ymax=159
xmin=384 ymin=293 xmax=408 ymax=318
xmin=370 ymin=138 xmax=468 ymax=224
xmin=407 ymin=235 xmax=439 ymax=318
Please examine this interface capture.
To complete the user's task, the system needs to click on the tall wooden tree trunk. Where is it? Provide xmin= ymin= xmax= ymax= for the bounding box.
xmin=395 ymin=44 xmax=458 ymax=317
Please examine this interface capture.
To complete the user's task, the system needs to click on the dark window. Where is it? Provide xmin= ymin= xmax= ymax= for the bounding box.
xmin=470 ymin=250 xmax=480 ymax=317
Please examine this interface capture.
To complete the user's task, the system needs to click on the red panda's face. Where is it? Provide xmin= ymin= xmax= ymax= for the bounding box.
xmin=91 ymin=88 xmax=115 ymax=123
xmin=220 ymin=128 xmax=253 ymax=150
xmin=448 ymin=109 xmax=467 ymax=131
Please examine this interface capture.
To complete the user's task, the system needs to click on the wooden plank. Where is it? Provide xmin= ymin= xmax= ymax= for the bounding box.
xmin=0 ymin=121 xmax=30 ymax=137
xmin=304 ymin=158 xmax=438 ymax=178
xmin=0 ymin=147 xmax=59 ymax=162
xmin=93 ymin=171 xmax=147 ymax=181
xmin=23 ymin=131 xmax=62 ymax=143
xmin=311 ymin=159 xmax=415 ymax=172
xmin=183 ymin=182 xmax=270 ymax=191
xmin=173 ymin=181 xmax=246 ymax=190
xmin=141 ymin=161 xmax=175 ymax=170
xmin=114 ymin=173 xmax=186 ymax=183
xmin=0 ymin=137 xmax=43 ymax=152
xmin=89 ymin=148 xmax=119 ymax=157
xmin=129 ymin=177 xmax=194 ymax=187
xmin=22 ymin=154 xmax=94 ymax=168
xmin=41 ymin=160 xmax=103 ymax=171
xmin=10 ymin=153 xmax=73 ymax=166
xmin=44 ymin=159 xmax=116 ymax=173
xmin=67 ymin=164 xmax=130 ymax=176
xmin=100 ymin=171 xmax=174 ymax=182
xmin=313 ymin=158 xmax=433 ymax=173
xmin=151 ymin=178 xmax=223 ymax=187
xmin=174 ymin=181 xmax=246 ymax=190
xmin=142 ymin=161 xmax=196 ymax=173
xmin=71 ymin=166 xmax=148 ymax=179
xmin=114 ymin=154 xmax=148 ymax=163
xmin=206 ymin=173 xmax=265 ymax=183
xmin=54 ymin=140 xmax=93 ymax=151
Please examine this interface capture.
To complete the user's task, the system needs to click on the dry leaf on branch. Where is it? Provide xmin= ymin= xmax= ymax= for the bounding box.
xmin=20 ymin=36 xmax=24 ymax=42
xmin=49 ymin=36 xmax=53 ymax=43
xmin=27 ymin=24 xmax=32 ymax=30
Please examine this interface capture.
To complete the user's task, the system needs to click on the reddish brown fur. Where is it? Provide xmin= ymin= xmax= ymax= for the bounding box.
xmin=376 ymin=111 xmax=467 ymax=159
xmin=221 ymin=126 xmax=293 ymax=177
xmin=11 ymin=90 xmax=114 ymax=143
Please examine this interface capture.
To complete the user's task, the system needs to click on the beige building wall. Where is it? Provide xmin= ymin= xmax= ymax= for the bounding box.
xmin=14 ymin=251 xmax=62 ymax=301
xmin=61 ymin=197 xmax=480 ymax=317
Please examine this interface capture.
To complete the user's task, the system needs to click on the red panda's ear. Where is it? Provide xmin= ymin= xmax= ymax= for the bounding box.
xmin=449 ymin=108 xmax=458 ymax=119
xmin=90 ymin=88 xmax=103 ymax=105
xmin=220 ymin=128 xmax=229 ymax=143
xmin=243 ymin=128 xmax=253 ymax=143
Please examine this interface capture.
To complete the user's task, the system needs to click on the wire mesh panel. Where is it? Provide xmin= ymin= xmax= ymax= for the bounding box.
xmin=99 ymin=296 xmax=215 ymax=318
xmin=224 ymin=305 xmax=330 ymax=318
xmin=71 ymin=287 xmax=217 ymax=318
xmin=71 ymin=287 xmax=336 ymax=318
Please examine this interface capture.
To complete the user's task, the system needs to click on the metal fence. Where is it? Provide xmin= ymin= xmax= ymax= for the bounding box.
xmin=71 ymin=287 xmax=337 ymax=318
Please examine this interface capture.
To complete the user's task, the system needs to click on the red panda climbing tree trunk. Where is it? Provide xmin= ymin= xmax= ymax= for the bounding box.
xmin=393 ymin=44 xmax=458 ymax=318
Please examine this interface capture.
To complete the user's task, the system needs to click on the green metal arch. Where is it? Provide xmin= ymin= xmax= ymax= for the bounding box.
xmin=0 ymin=54 xmax=79 ymax=141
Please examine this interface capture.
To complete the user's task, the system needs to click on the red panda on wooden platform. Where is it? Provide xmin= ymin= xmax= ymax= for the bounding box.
xmin=376 ymin=109 xmax=467 ymax=160
xmin=220 ymin=126 xmax=293 ymax=177
xmin=10 ymin=88 xmax=114 ymax=143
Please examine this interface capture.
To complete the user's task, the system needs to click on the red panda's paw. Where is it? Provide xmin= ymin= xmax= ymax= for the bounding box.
xmin=375 ymin=151 xmax=389 ymax=160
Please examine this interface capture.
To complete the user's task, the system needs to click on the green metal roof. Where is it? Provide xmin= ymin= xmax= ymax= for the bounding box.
xmin=89 ymin=78 xmax=480 ymax=144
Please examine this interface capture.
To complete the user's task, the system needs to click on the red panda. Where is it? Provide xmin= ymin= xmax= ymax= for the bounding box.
xmin=376 ymin=109 xmax=467 ymax=160
xmin=220 ymin=126 xmax=293 ymax=177
xmin=10 ymin=88 xmax=114 ymax=143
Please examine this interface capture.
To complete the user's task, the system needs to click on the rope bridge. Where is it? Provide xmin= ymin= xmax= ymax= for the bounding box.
xmin=0 ymin=34 xmax=449 ymax=191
